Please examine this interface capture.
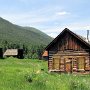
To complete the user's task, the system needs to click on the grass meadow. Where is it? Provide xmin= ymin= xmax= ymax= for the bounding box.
xmin=0 ymin=57 xmax=90 ymax=90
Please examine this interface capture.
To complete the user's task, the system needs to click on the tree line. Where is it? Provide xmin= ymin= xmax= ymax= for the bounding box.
xmin=0 ymin=40 xmax=46 ymax=59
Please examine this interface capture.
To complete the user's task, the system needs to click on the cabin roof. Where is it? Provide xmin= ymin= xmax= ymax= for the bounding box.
xmin=4 ymin=49 xmax=18 ymax=56
xmin=45 ymin=28 xmax=90 ymax=50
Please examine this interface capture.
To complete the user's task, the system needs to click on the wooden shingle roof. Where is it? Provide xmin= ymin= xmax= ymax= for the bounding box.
xmin=4 ymin=49 xmax=18 ymax=56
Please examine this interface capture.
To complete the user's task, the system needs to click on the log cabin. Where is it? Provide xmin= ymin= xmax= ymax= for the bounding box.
xmin=45 ymin=28 xmax=90 ymax=74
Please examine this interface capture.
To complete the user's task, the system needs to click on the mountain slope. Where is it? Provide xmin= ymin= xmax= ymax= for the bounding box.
xmin=0 ymin=17 xmax=53 ymax=47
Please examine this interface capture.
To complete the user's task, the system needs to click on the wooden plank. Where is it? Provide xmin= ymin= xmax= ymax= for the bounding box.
xmin=77 ymin=57 xmax=85 ymax=70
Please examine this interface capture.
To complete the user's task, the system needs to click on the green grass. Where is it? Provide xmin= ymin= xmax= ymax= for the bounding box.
xmin=0 ymin=57 xmax=90 ymax=90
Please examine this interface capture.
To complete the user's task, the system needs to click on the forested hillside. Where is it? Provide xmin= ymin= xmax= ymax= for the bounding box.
xmin=0 ymin=17 xmax=53 ymax=58
xmin=0 ymin=17 xmax=52 ymax=47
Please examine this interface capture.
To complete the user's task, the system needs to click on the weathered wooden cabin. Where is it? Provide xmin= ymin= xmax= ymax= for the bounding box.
xmin=45 ymin=28 xmax=90 ymax=74
xmin=4 ymin=49 xmax=24 ymax=59
xmin=42 ymin=51 xmax=48 ymax=60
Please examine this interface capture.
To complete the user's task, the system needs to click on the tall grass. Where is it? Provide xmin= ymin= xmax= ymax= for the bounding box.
xmin=0 ymin=57 xmax=90 ymax=90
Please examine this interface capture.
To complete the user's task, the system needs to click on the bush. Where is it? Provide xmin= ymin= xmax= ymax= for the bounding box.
xmin=32 ymin=53 xmax=38 ymax=59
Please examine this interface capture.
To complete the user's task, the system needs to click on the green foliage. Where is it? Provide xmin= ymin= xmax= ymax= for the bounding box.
xmin=0 ymin=17 xmax=53 ymax=59
xmin=0 ymin=58 xmax=90 ymax=90
xmin=32 ymin=53 xmax=38 ymax=59
xmin=22 ymin=44 xmax=45 ymax=59
xmin=0 ymin=17 xmax=53 ymax=46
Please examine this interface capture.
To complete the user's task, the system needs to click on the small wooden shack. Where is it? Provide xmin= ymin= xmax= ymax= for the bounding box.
xmin=42 ymin=51 xmax=48 ymax=60
xmin=4 ymin=49 xmax=18 ymax=57
xmin=45 ymin=28 xmax=90 ymax=74
xmin=4 ymin=49 xmax=24 ymax=59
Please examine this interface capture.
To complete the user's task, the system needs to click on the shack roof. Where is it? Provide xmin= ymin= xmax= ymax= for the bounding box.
xmin=4 ymin=49 xmax=18 ymax=56
xmin=42 ymin=51 xmax=48 ymax=56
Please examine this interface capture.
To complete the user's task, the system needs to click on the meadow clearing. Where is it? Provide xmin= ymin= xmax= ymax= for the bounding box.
xmin=0 ymin=57 xmax=90 ymax=90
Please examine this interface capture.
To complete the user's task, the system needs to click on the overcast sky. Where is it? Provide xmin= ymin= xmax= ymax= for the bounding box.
xmin=0 ymin=0 xmax=90 ymax=38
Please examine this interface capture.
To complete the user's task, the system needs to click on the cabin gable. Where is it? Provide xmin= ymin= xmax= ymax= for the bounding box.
xmin=48 ymin=30 xmax=90 ymax=52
